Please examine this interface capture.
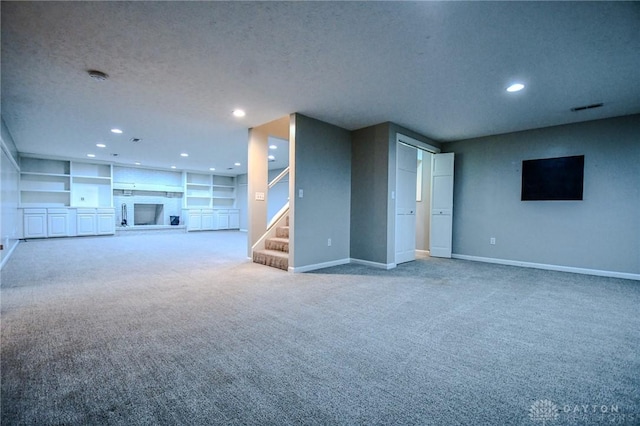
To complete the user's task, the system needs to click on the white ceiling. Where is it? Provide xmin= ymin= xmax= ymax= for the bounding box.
xmin=2 ymin=1 xmax=639 ymax=175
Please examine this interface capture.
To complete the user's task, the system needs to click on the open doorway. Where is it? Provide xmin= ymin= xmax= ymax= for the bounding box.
xmin=415 ymin=149 xmax=433 ymax=257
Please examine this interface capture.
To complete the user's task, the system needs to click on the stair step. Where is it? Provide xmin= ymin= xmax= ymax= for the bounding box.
xmin=276 ymin=226 xmax=289 ymax=238
xmin=265 ymin=237 xmax=289 ymax=253
xmin=253 ymin=249 xmax=289 ymax=271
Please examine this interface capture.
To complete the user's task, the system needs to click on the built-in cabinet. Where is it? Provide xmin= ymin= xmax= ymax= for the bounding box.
xmin=19 ymin=156 xmax=240 ymax=237
xmin=183 ymin=208 xmax=239 ymax=231
xmin=20 ymin=156 xmax=115 ymax=238
xmin=183 ymin=173 xmax=239 ymax=232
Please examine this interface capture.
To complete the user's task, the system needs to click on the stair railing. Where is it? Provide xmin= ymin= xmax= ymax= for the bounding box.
xmin=269 ymin=166 xmax=289 ymax=189
xmin=251 ymin=167 xmax=291 ymax=255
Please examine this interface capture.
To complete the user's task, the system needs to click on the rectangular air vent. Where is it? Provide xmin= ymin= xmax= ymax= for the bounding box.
xmin=571 ymin=103 xmax=603 ymax=112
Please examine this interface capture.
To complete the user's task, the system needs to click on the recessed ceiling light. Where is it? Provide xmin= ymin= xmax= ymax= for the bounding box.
xmin=180 ymin=153 xmax=189 ymax=157
xmin=233 ymin=109 xmax=246 ymax=118
xmin=268 ymin=155 xmax=275 ymax=160
xmin=111 ymin=128 xmax=123 ymax=134
xmin=135 ymin=162 xmax=141 ymax=166
xmin=96 ymin=143 xmax=106 ymax=148
xmin=234 ymin=162 xmax=241 ymax=166
xmin=269 ymin=145 xmax=278 ymax=150
xmin=87 ymin=154 xmax=96 ymax=158
xmin=506 ymin=83 xmax=525 ymax=92
xmin=171 ymin=166 xmax=177 ymax=169
xmin=209 ymin=168 xmax=216 ymax=171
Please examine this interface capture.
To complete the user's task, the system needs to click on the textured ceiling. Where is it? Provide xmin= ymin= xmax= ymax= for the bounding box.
xmin=2 ymin=1 xmax=639 ymax=174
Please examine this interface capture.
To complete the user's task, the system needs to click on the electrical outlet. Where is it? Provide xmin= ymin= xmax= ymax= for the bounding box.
xmin=490 ymin=237 xmax=496 ymax=245
xmin=328 ymin=238 xmax=332 ymax=247
xmin=299 ymin=189 xmax=304 ymax=198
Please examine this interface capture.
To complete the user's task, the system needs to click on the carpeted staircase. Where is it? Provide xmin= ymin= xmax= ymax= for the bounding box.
xmin=252 ymin=216 xmax=289 ymax=271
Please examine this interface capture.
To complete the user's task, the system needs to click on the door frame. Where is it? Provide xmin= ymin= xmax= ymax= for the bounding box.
xmin=394 ymin=134 xmax=441 ymax=266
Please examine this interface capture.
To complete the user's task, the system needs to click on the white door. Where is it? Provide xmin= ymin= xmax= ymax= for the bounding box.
xmin=47 ymin=213 xmax=69 ymax=237
xmin=395 ymin=143 xmax=418 ymax=264
xmin=430 ymin=153 xmax=454 ymax=258
xmin=77 ymin=213 xmax=96 ymax=235
xmin=97 ymin=213 xmax=115 ymax=234
xmin=24 ymin=213 xmax=47 ymax=238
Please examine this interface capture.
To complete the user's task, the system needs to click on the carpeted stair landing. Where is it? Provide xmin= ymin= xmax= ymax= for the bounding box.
xmin=252 ymin=216 xmax=289 ymax=271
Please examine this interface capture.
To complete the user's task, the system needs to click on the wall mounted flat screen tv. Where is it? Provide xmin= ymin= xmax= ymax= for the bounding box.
xmin=521 ymin=155 xmax=584 ymax=201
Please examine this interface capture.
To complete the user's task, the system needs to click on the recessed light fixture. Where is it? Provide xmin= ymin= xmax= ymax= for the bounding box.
xmin=268 ymin=155 xmax=275 ymax=160
xmin=209 ymin=167 xmax=216 ymax=171
xmin=96 ymin=143 xmax=106 ymax=148
xmin=233 ymin=109 xmax=246 ymax=118
xmin=135 ymin=162 xmax=141 ymax=166
xmin=111 ymin=128 xmax=123 ymax=134
xmin=269 ymin=145 xmax=277 ymax=150
xmin=234 ymin=162 xmax=241 ymax=166
xmin=171 ymin=166 xmax=177 ymax=169
xmin=180 ymin=153 xmax=189 ymax=157
xmin=506 ymin=83 xmax=525 ymax=93
xmin=87 ymin=154 xmax=96 ymax=158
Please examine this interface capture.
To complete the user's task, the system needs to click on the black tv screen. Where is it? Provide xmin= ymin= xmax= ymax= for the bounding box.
xmin=521 ymin=155 xmax=584 ymax=201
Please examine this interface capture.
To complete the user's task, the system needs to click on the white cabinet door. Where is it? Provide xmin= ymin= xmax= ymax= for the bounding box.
xmin=201 ymin=212 xmax=214 ymax=230
xmin=77 ymin=213 xmax=96 ymax=236
xmin=229 ymin=210 xmax=240 ymax=229
xmin=24 ymin=211 xmax=47 ymax=238
xmin=97 ymin=213 xmax=115 ymax=235
xmin=188 ymin=211 xmax=202 ymax=231
xmin=47 ymin=212 xmax=69 ymax=237
xmin=216 ymin=211 xmax=229 ymax=230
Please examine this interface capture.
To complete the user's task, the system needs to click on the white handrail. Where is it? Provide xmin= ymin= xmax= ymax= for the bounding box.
xmin=268 ymin=166 xmax=289 ymax=189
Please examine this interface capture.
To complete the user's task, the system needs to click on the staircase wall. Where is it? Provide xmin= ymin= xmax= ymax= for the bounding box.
xmin=289 ymin=114 xmax=351 ymax=270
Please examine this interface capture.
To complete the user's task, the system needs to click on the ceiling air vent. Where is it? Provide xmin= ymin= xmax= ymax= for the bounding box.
xmin=571 ymin=103 xmax=603 ymax=112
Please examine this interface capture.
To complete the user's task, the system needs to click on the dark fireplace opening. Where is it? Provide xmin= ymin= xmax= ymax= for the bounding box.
xmin=134 ymin=204 xmax=164 ymax=226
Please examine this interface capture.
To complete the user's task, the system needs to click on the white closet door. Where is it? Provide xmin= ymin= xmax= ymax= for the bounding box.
xmin=395 ymin=143 xmax=418 ymax=264
xmin=430 ymin=153 xmax=454 ymax=258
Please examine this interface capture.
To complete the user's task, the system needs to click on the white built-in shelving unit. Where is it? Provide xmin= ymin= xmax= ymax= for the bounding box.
xmin=19 ymin=156 xmax=115 ymax=238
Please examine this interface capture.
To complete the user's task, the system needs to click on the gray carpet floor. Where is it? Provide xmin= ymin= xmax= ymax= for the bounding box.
xmin=1 ymin=231 xmax=639 ymax=425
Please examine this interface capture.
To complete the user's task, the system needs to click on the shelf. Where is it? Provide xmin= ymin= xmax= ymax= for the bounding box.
xmin=21 ymin=157 xmax=70 ymax=175
xmin=21 ymin=171 xmax=70 ymax=178
xmin=73 ymin=175 xmax=111 ymax=181
xmin=21 ymin=189 xmax=70 ymax=193
xmin=186 ymin=183 xmax=211 ymax=188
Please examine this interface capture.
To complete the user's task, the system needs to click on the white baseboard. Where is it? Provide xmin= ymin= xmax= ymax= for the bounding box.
xmin=289 ymin=258 xmax=351 ymax=273
xmin=452 ymin=254 xmax=640 ymax=281
xmin=350 ymin=258 xmax=396 ymax=270
xmin=0 ymin=239 xmax=20 ymax=271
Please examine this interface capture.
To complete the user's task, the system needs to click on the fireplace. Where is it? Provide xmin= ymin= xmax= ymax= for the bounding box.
xmin=134 ymin=204 xmax=164 ymax=226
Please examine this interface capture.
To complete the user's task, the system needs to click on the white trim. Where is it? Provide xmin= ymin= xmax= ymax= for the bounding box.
xmin=0 ymin=240 xmax=20 ymax=271
xmin=350 ymin=258 xmax=397 ymax=270
xmin=452 ymin=254 xmax=640 ymax=281
xmin=289 ymin=258 xmax=351 ymax=273
xmin=1 ymin=138 xmax=20 ymax=172
xmin=396 ymin=133 xmax=441 ymax=154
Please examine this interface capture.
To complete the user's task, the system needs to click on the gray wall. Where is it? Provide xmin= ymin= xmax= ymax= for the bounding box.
xmin=291 ymin=114 xmax=351 ymax=268
xmin=350 ymin=124 xmax=391 ymax=264
xmin=236 ymin=173 xmax=248 ymax=231
xmin=443 ymin=114 xmax=640 ymax=275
